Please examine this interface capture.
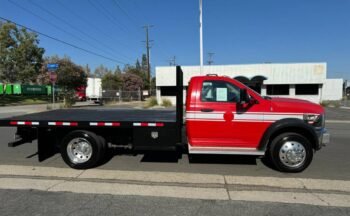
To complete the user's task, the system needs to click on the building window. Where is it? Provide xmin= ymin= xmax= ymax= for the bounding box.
xmin=266 ymin=85 xmax=290 ymax=95
xmin=295 ymin=84 xmax=319 ymax=95
xmin=160 ymin=86 xmax=177 ymax=96
xmin=201 ymin=80 xmax=240 ymax=103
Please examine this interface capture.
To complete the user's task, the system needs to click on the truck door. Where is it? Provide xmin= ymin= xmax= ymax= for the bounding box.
xmin=188 ymin=79 xmax=241 ymax=147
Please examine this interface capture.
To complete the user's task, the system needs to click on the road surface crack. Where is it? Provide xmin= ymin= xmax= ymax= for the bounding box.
xmin=296 ymin=178 xmax=331 ymax=207
xmin=223 ymin=175 xmax=232 ymax=200
xmin=45 ymin=170 xmax=86 ymax=192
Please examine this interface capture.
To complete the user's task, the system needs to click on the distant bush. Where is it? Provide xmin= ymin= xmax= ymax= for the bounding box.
xmin=145 ymin=97 xmax=158 ymax=107
xmin=161 ymin=98 xmax=172 ymax=107
xmin=321 ymin=100 xmax=341 ymax=108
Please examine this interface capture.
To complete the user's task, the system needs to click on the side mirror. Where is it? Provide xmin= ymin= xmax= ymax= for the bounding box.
xmin=240 ymin=88 xmax=250 ymax=104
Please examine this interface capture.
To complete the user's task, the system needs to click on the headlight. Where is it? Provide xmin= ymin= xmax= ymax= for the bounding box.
xmin=303 ymin=114 xmax=324 ymax=128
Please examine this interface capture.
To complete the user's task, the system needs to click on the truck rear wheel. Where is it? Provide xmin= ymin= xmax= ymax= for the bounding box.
xmin=268 ymin=132 xmax=313 ymax=173
xmin=60 ymin=130 xmax=106 ymax=169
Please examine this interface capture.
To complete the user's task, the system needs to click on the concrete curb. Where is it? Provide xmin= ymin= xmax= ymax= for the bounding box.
xmin=1 ymin=165 xmax=350 ymax=207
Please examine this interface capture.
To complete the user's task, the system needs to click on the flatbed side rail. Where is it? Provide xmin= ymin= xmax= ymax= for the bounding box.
xmin=0 ymin=120 xmax=177 ymax=128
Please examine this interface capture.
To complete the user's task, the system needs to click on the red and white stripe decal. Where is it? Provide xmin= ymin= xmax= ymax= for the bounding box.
xmin=133 ymin=122 xmax=164 ymax=127
xmin=48 ymin=122 xmax=78 ymax=126
xmin=186 ymin=111 xmax=305 ymax=123
xmin=10 ymin=121 xmax=39 ymax=126
xmin=89 ymin=122 xmax=120 ymax=127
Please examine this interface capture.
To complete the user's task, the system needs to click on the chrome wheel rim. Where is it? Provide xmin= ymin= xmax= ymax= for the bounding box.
xmin=67 ymin=138 xmax=92 ymax=164
xmin=279 ymin=141 xmax=306 ymax=168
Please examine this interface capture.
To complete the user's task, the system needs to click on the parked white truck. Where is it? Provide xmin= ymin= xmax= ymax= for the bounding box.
xmin=86 ymin=77 xmax=102 ymax=104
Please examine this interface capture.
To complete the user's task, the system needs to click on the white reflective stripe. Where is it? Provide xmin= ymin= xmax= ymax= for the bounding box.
xmin=17 ymin=122 xmax=25 ymax=125
xmin=133 ymin=123 xmax=141 ymax=126
xmin=90 ymin=122 xmax=98 ymax=126
xmin=62 ymin=122 xmax=70 ymax=126
xmin=186 ymin=111 xmax=304 ymax=122
xmin=232 ymin=119 xmax=266 ymax=122
xmin=148 ymin=123 xmax=156 ymax=127
xmin=48 ymin=122 xmax=56 ymax=126
xmin=186 ymin=113 xmax=223 ymax=120
xmin=31 ymin=122 xmax=40 ymax=125
xmin=264 ymin=114 xmax=303 ymax=121
xmin=235 ymin=114 xmax=264 ymax=121
xmin=186 ymin=111 xmax=225 ymax=114
xmin=105 ymin=123 xmax=113 ymax=126
xmin=187 ymin=119 xmax=225 ymax=122
xmin=186 ymin=113 xmax=196 ymax=119
xmin=195 ymin=113 xmax=223 ymax=119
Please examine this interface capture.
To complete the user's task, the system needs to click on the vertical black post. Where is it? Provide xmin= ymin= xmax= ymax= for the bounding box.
xmin=176 ymin=66 xmax=183 ymax=143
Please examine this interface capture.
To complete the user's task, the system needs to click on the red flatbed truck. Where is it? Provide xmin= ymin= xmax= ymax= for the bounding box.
xmin=0 ymin=66 xmax=330 ymax=172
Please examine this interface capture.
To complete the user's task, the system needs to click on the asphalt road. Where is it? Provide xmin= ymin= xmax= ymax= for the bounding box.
xmin=1 ymin=189 xmax=349 ymax=216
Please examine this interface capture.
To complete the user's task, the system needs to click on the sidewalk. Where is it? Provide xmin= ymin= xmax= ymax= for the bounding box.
xmin=0 ymin=104 xmax=47 ymax=114
xmin=0 ymin=165 xmax=350 ymax=207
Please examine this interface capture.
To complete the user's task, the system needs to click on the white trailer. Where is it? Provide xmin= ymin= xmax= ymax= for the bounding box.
xmin=86 ymin=77 xmax=102 ymax=103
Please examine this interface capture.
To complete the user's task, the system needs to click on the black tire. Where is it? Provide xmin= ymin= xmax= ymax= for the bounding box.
xmin=268 ymin=132 xmax=313 ymax=173
xmin=60 ymin=130 xmax=106 ymax=169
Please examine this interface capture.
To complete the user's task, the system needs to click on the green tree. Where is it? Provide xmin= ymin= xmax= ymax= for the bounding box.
xmin=114 ymin=65 xmax=122 ymax=75
xmin=140 ymin=54 xmax=150 ymax=90
xmin=94 ymin=64 xmax=110 ymax=78
xmin=0 ymin=21 xmax=44 ymax=83
xmin=135 ymin=59 xmax=141 ymax=71
xmin=102 ymin=72 xmax=122 ymax=90
xmin=40 ymin=55 xmax=87 ymax=107
xmin=85 ymin=64 xmax=91 ymax=77
xmin=121 ymin=73 xmax=143 ymax=91
xmin=141 ymin=54 xmax=148 ymax=75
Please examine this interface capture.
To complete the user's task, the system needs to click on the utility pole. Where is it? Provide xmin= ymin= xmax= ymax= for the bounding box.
xmin=168 ymin=56 xmax=176 ymax=66
xmin=207 ymin=52 xmax=214 ymax=65
xmin=199 ymin=0 xmax=203 ymax=74
xmin=142 ymin=25 xmax=154 ymax=93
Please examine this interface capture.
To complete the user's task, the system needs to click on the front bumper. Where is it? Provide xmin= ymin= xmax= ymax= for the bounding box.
xmin=316 ymin=128 xmax=330 ymax=149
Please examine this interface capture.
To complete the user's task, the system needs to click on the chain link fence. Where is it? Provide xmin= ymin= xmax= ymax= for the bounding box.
xmin=102 ymin=89 xmax=156 ymax=103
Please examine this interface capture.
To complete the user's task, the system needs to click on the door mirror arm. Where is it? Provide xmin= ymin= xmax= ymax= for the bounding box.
xmin=239 ymin=88 xmax=250 ymax=105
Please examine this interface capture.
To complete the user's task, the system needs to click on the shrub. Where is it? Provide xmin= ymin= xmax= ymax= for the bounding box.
xmin=161 ymin=98 xmax=172 ymax=107
xmin=321 ymin=100 xmax=341 ymax=108
xmin=146 ymin=97 xmax=158 ymax=107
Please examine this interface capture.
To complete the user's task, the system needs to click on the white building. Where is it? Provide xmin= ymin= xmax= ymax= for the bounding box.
xmin=155 ymin=62 xmax=343 ymax=104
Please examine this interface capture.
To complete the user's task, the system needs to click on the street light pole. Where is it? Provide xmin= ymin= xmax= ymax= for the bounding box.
xmin=199 ymin=0 xmax=203 ymax=74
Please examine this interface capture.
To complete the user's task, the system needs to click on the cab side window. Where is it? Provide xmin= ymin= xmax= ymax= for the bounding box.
xmin=201 ymin=80 xmax=240 ymax=103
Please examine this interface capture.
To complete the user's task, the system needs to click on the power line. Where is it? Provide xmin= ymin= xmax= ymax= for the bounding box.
xmin=0 ymin=16 xmax=127 ymax=64
xmin=207 ymin=52 xmax=215 ymax=65
xmin=8 ymin=0 xmax=125 ymax=62
xmin=111 ymin=0 xmax=140 ymax=29
xmin=88 ymin=0 xmax=130 ymax=35
xmin=56 ymin=0 xmax=137 ymax=53
xmin=168 ymin=56 xmax=176 ymax=66
xmin=29 ymin=0 xmax=133 ymax=62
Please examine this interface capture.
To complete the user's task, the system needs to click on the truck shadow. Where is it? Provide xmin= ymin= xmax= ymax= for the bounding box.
xmin=188 ymin=154 xmax=257 ymax=165
xmin=98 ymin=148 xmax=258 ymax=166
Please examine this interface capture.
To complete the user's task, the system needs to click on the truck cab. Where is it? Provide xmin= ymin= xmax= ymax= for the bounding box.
xmin=186 ymin=74 xmax=329 ymax=172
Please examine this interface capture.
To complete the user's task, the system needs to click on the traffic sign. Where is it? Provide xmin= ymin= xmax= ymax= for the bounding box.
xmin=47 ymin=63 xmax=59 ymax=71
xmin=49 ymin=73 xmax=57 ymax=83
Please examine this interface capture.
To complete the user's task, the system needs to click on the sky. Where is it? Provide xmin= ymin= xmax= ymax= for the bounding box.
xmin=0 ymin=0 xmax=349 ymax=80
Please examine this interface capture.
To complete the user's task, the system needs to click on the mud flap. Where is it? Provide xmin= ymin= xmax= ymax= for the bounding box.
xmin=38 ymin=128 xmax=57 ymax=162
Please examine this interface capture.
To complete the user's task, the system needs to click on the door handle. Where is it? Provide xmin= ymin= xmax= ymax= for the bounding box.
xmin=201 ymin=108 xmax=214 ymax=112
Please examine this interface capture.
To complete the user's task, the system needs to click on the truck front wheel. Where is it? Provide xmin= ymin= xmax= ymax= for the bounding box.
xmin=268 ymin=132 xmax=313 ymax=173
xmin=60 ymin=130 xmax=105 ymax=169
